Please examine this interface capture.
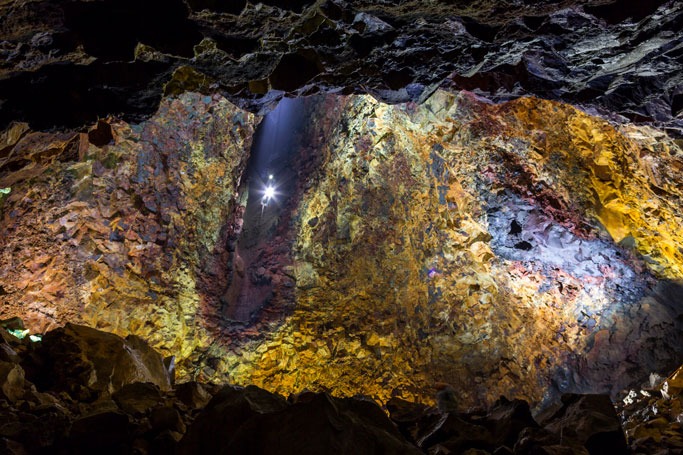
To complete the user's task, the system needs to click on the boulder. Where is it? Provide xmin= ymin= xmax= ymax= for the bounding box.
xmin=149 ymin=429 xmax=184 ymax=455
xmin=418 ymin=413 xmax=494 ymax=453
xmin=484 ymin=396 xmax=539 ymax=448
xmin=178 ymin=384 xmax=288 ymax=454
xmin=112 ymin=382 xmax=163 ymax=415
xmin=0 ymin=361 xmax=25 ymax=403
xmin=68 ymin=410 xmax=131 ymax=453
xmin=222 ymin=393 xmax=422 ymax=455
xmin=150 ymin=405 xmax=186 ymax=434
xmin=0 ymin=344 xmax=20 ymax=364
xmin=386 ymin=396 xmax=442 ymax=445
xmin=541 ymin=394 xmax=627 ymax=455
xmin=10 ymin=405 xmax=71 ymax=453
xmin=0 ymin=438 xmax=27 ymax=455
xmin=513 ymin=426 xmax=588 ymax=455
xmin=175 ymin=381 xmax=212 ymax=409
xmin=392 ymin=395 xmax=541 ymax=453
xmin=32 ymin=323 xmax=172 ymax=400
xmin=180 ymin=389 xmax=420 ymax=455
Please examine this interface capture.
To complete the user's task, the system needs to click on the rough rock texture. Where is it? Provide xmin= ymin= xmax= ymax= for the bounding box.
xmin=2 ymin=90 xmax=683 ymax=411
xmin=616 ymin=365 xmax=683 ymax=453
xmin=221 ymin=91 xmax=683 ymax=408
xmin=0 ymin=92 xmax=256 ymax=376
xmin=1 ymin=0 xmax=682 ymax=136
xmin=33 ymin=323 xmax=173 ymax=399
xmin=0 ymin=322 xmax=639 ymax=454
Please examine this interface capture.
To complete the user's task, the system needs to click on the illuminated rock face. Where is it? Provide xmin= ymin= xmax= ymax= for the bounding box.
xmin=229 ymin=92 xmax=683 ymax=408
xmin=0 ymin=93 xmax=256 ymax=370
xmin=1 ymin=90 xmax=682 ymax=409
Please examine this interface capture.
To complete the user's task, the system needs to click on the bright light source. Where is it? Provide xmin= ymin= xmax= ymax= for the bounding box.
xmin=264 ymin=185 xmax=275 ymax=200
xmin=268 ymin=174 xmax=274 ymax=180
xmin=8 ymin=328 xmax=28 ymax=340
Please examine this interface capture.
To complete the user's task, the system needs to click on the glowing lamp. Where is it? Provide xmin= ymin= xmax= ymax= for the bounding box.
xmin=264 ymin=185 xmax=275 ymax=200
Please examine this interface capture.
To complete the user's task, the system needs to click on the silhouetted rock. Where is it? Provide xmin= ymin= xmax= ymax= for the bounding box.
xmin=178 ymin=384 xmax=288 ymax=454
xmin=150 ymin=405 xmax=186 ymax=434
xmin=436 ymin=383 xmax=460 ymax=412
xmin=387 ymin=396 xmax=442 ymax=445
xmin=0 ymin=438 xmax=27 ymax=455
xmin=484 ymin=397 xmax=539 ymax=448
xmin=112 ymin=382 xmax=163 ymax=415
xmin=419 ymin=413 xmax=494 ymax=453
xmin=513 ymin=426 xmax=586 ymax=455
xmin=174 ymin=381 xmax=212 ymax=409
xmin=221 ymin=393 xmax=422 ymax=455
xmin=180 ymin=386 xmax=422 ymax=454
xmin=541 ymin=394 xmax=628 ymax=455
xmin=31 ymin=323 xmax=172 ymax=400
xmin=0 ymin=344 xmax=20 ymax=364
xmin=68 ymin=410 xmax=131 ymax=453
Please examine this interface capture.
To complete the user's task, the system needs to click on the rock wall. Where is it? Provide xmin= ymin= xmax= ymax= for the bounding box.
xmin=1 ymin=89 xmax=682 ymax=409
xmin=0 ymin=93 xmax=256 ymax=375
xmin=224 ymin=91 xmax=683 ymax=408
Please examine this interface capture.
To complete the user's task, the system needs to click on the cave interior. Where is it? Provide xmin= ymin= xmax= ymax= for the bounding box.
xmin=1 ymin=0 xmax=683 ymax=453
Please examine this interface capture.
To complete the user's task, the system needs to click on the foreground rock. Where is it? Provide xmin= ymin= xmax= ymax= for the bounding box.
xmin=30 ymin=323 xmax=172 ymax=400
xmin=1 ymin=322 xmax=670 ymax=454
xmin=616 ymin=365 xmax=683 ymax=453
xmin=180 ymin=388 xmax=422 ymax=455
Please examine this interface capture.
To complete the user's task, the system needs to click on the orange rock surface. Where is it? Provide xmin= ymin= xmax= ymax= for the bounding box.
xmin=1 ymin=90 xmax=682 ymax=409
xmin=0 ymin=93 xmax=256 ymax=374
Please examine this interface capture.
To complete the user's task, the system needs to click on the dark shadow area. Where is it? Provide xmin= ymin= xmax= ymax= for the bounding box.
xmin=0 ymin=61 xmax=171 ymax=130
xmin=186 ymin=0 xmax=247 ymax=15
xmin=63 ymin=0 xmax=201 ymax=60
xmin=584 ymin=0 xmax=669 ymax=25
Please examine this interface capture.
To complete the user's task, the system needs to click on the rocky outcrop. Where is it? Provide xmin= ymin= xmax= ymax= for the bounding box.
xmin=31 ymin=323 xmax=173 ymax=399
xmin=2 ymin=90 xmax=683 ymax=409
xmin=179 ymin=387 xmax=424 ymax=455
xmin=0 ymin=92 xmax=256 ymax=379
xmin=616 ymin=365 xmax=683 ymax=453
xmin=538 ymin=394 xmax=628 ymax=454
xmin=1 ymin=0 xmax=681 ymax=136
xmin=222 ymin=91 xmax=683 ymax=408
xmin=0 ymin=322 xmax=647 ymax=454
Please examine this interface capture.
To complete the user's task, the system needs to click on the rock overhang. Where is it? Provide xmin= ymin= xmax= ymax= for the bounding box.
xmin=0 ymin=0 xmax=681 ymax=135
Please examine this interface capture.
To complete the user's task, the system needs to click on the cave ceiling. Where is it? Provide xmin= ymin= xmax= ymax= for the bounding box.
xmin=1 ymin=0 xmax=682 ymax=134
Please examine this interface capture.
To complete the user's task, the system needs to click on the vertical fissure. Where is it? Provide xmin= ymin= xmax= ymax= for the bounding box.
xmin=220 ymin=97 xmax=307 ymax=327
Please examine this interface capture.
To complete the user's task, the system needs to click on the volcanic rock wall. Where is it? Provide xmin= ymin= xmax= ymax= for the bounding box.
xmin=0 ymin=93 xmax=256 ymax=373
xmin=225 ymin=91 xmax=683 ymax=408
xmin=1 ymin=90 xmax=682 ymax=410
